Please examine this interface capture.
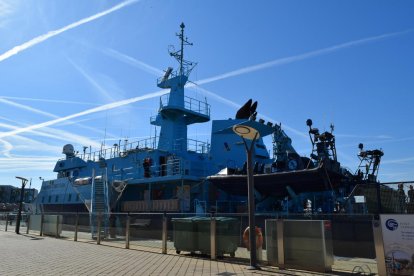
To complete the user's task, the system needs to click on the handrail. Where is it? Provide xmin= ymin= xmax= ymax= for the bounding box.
xmin=72 ymin=136 xmax=209 ymax=162
xmin=159 ymin=94 xmax=210 ymax=117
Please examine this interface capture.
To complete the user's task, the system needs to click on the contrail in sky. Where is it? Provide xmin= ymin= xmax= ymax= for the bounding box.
xmin=103 ymin=48 xmax=163 ymax=76
xmin=0 ymin=98 xmax=107 ymax=145
xmin=196 ymin=29 xmax=413 ymax=85
xmin=0 ymin=90 xmax=166 ymax=139
xmin=0 ymin=115 xmax=100 ymax=148
xmin=0 ymin=96 xmax=98 ymax=106
xmin=1 ymin=29 xmax=411 ymax=139
xmin=0 ymin=0 xmax=139 ymax=62
xmin=0 ymin=98 xmax=59 ymax=118
xmin=67 ymin=57 xmax=116 ymax=103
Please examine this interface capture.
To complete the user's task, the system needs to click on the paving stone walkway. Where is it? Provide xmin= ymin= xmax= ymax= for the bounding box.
xmin=0 ymin=231 xmax=370 ymax=275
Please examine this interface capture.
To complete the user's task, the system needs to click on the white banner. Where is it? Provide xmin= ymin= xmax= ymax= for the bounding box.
xmin=380 ymin=214 xmax=414 ymax=276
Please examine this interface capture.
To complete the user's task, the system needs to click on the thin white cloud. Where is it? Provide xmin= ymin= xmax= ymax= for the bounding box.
xmin=103 ymin=48 xmax=163 ymax=75
xmin=335 ymin=134 xmax=393 ymax=139
xmin=338 ymin=136 xmax=414 ymax=149
xmin=382 ymin=157 xmax=414 ymax=165
xmin=0 ymin=1 xmax=15 ymax=18
xmin=0 ymin=0 xmax=140 ymax=62
xmin=0 ymin=97 xmax=114 ymax=142
xmin=196 ymin=29 xmax=413 ymax=85
xmin=0 ymin=97 xmax=58 ymax=118
xmin=0 ymin=156 xmax=57 ymax=171
xmin=67 ymin=58 xmax=116 ymax=103
xmin=0 ymin=96 xmax=99 ymax=106
xmin=0 ymin=90 xmax=166 ymax=139
xmin=0 ymin=117 xmax=100 ymax=148
xmin=2 ymin=29 xmax=411 ymax=141
xmin=0 ymin=139 xmax=13 ymax=157
xmin=4 ymin=133 xmax=61 ymax=154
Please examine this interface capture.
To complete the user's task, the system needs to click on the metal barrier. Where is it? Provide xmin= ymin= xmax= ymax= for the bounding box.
xmin=2 ymin=212 xmax=387 ymax=274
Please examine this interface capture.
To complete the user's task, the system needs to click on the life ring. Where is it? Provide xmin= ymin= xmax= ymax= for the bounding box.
xmin=242 ymin=226 xmax=263 ymax=250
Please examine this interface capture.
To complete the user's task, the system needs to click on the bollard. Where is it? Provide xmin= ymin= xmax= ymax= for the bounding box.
xmin=97 ymin=214 xmax=101 ymax=245
xmin=276 ymin=219 xmax=285 ymax=269
xmin=5 ymin=214 xmax=8 ymax=231
xmin=74 ymin=213 xmax=79 ymax=242
xmin=26 ymin=215 xmax=30 ymax=235
xmin=162 ymin=214 xmax=167 ymax=254
xmin=55 ymin=215 xmax=60 ymax=238
xmin=210 ymin=216 xmax=217 ymax=260
xmin=372 ymin=219 xmax=387 ymax=276
xmin=40 ymin=214 xmax=44 ymax=236
xmin=125 ymin=215 xmax=130 ymax=249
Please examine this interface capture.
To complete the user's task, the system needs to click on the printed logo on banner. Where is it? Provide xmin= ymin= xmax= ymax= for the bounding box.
xmin=385 ymin=219 xmax=398 ymax=231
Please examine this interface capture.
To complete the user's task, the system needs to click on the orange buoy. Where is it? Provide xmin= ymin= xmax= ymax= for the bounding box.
xmin=242 ymin=226 xmax=263 ymax=250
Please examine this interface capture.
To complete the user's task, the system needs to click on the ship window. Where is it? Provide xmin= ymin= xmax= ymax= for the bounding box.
xmin=76 ymin=194 xmax=80 ymax=202
xmin=48 ymin=196 xmax=51 ymax=203
xmin=42 ymin=196 xmax=45 ymax=203
xmin=55 ymin=195 xmax=59 ymax=202
xmin=68 ymin=194 xmax=72 ymax=202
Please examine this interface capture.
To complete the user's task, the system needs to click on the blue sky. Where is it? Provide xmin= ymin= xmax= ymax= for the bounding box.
xmin=1 ymin=0 xmax=414 ymax=190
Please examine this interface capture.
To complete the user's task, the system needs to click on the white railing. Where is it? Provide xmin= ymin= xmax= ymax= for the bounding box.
xmin=79 ymin=137 xmax=158 ymax=162
xmin=159 ymin=94 xmax=210 ymax=117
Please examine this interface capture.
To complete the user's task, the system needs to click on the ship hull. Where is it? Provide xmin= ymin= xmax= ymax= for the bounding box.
xmin=208 ymin=167 xmax=346 ymax=197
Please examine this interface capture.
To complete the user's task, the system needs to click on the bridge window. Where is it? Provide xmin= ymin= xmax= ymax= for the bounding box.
xmin=55 ymin=195 xmax=59 ymax=202
xmin=68 ymin=194 xmax=72 ymax=202
xmin=76 ymin=194 xmax=80 ymax=202
xmin=42 ymin=196 xmax=45 ymax=203
xmin=48 ymin=196 xmax=51 ymax=203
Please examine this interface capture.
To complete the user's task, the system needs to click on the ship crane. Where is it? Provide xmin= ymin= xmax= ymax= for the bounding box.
xmin=271 ymin=123 xmax=305 ymax=171
xmin=356 ymin=143 xmax=384 ymax=182
xmin=306 ymin=119 xmax=338 ymax=164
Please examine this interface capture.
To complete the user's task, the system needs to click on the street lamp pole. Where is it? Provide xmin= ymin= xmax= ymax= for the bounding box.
xmin=15 ymin=176 xmax=28 ymax=234
xmin=232 ymin=125 xmax=259 ymax=270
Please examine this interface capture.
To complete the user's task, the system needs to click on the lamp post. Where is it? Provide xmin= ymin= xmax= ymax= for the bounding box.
xmin=232 ymin=125 xmax=260 ymax=270
xmin=15 ymin=176 xmax=28 ymax=234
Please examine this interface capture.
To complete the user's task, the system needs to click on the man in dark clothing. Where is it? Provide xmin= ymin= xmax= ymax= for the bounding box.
xmin=408 ymin=185 xmax=414 ymax=203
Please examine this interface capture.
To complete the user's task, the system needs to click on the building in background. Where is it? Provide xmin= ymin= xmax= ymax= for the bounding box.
xmin=0 ymin=185 xmax=38 ymax=212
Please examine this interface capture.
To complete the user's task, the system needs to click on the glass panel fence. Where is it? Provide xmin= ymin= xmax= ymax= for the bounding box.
xmin=128 ymin=213 xmax=164 ymax=253
xmin=99 ymin=213 xmax=127 ymax=249
xmin=58 ymin=213 xmax=77 ymax=240
xmin=14 ymin=211 xmax=383 ymax=274
xmin=261 ymin=212 xmax=378 ymax=274
xmin=0 ymin=212 xmax=8 ymax=231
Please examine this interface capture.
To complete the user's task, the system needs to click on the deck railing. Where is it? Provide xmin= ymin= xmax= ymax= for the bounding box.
xmin=159 ymin=94 xmax=210 ymax=117
xmin=77 ymin=137 xmax=209 ymax=162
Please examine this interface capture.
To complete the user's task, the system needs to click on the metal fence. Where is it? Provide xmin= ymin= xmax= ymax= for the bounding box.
xmin=0 ymin=211 xmax=385 ymax=275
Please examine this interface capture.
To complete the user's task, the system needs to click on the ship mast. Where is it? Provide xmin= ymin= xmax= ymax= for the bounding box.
xmin=153 ymin=23 xmax=209 ymax=152
xmin=169 ymin=22 xmax=196 ymax=78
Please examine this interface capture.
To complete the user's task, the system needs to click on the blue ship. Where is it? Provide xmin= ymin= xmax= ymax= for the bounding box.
xmin=33 ymin=24 xmax=383 ymax=218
